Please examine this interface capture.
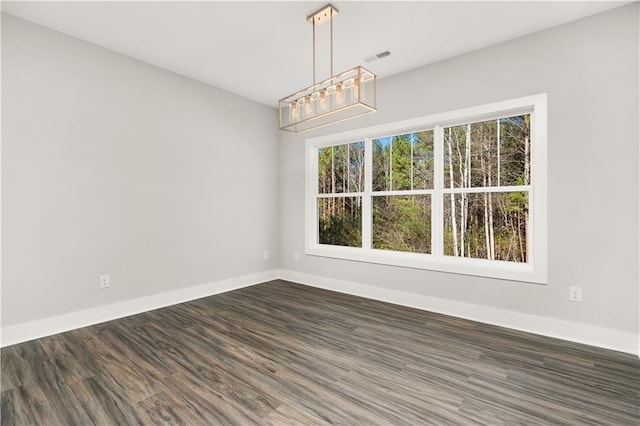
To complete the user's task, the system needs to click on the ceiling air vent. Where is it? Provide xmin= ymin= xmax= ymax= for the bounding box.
xmin=364 ymin=50 xmax=391 ymax=63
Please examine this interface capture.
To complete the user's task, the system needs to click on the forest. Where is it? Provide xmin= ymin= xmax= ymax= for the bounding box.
xmin=317 ymin=114 xmax=530 ymax=263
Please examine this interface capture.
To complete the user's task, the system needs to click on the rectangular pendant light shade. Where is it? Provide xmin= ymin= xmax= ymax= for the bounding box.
xmin=279 ymin=66 xmax=377 ymax=133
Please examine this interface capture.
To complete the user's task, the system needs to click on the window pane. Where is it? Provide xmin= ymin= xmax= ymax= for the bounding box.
xmin=318 ymin=197 xmax=362 ymax=247
xmin=412 ymin=130 xmax=434 ymax=190
xmin=373 ymin=131 xmax=433 ymax=191
xmin=348 ymin=141 xmax=365 ymax=192
xmin=373 ymin=195 xmax=431 ymax=254
xmin=443 ymin=125 xmax=468 ymax=189
xmin=373 ymin=136 xmax=394 ymax=191
xmin=444 ymin=115 xmax=531 ymax=189
xmin=318 ymin=142 xmax=365 ymax=194
xmin=470 ymin=119 xmax=498 ymax=188
xmin=499 ymin=115 xmax=531 ymax=186
xmin=443 ymin=191 xmax=528 ymax=262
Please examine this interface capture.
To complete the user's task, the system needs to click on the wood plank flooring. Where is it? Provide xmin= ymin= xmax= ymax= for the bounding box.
xmin=1 ymin=280 xmax=639 ymax=425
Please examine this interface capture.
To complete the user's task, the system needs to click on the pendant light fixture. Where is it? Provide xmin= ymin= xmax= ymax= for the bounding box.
xmin=278 ymin=4 xmax=377 ymax=133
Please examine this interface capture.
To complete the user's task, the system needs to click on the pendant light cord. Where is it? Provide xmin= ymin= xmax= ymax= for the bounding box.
xmin=312 ymin=18 xmax=316 ymax=84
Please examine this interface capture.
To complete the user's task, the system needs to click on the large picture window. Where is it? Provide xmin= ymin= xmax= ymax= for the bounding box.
xmin=306 ymin=94 xmax=547 ymax=283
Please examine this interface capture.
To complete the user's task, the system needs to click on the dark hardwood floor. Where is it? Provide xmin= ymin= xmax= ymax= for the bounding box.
xmin=1 ymin=280 xmax=639 ymax=425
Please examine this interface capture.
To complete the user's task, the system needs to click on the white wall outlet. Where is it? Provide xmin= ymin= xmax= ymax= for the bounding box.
xmin=100 ymin=274 xmax=110 ymax=289
xmin=263 ymin=250 xmax=270 ymax=260
xmin=569 ymin=286 xmax=582 ymax=302
xmin=294 ymin=251 xmax=300 ymax=261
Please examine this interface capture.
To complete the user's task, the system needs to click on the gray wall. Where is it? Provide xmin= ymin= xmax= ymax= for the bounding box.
xmin=2 ymin=4 xmax=638 ymax=338
xmin=280 ymin=4 xmax=639 ymax=334
xmin=2 ymin=14 xmax=280 ymax=326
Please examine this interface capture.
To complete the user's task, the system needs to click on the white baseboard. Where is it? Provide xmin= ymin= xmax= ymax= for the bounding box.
xmin=278 ymin=269 xmax=639 ymax=356
xmin=3 ymin=268 xmax=637 ymax=356
xmin=1 ymin=269 xmax=278 ymax=347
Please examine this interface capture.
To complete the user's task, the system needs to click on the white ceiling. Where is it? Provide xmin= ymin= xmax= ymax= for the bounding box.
xmin=2 ymin=1 xmax=628 ymax=107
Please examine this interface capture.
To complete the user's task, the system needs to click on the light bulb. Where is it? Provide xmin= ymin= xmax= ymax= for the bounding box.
xmin=351 ymin=78 xmax=360 ymax=101
xmin=303 ymin=95 xmax=313 ymax=117
xmin=334 ymin=83 xmax=344 ymax=106
xmin=318 ymin=89 xmax=327 ymax=112
xmin=289 ymin=101 xmax=298 ymax=122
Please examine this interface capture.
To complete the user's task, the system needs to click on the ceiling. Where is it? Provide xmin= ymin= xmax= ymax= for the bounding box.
xmin=2 ymin=1 xmax=628 ymax=107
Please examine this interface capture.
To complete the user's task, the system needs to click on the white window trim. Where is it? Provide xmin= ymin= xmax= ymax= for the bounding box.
xmin=305 ymin=94 xmax=548 ymax=284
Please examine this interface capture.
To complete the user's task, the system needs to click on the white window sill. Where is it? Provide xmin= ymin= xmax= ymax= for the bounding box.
xmin=306 ymin=244 xmax=547 ymax=284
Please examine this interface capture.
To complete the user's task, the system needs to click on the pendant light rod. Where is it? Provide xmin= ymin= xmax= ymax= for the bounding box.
xmin=307 ymin=4 xmax=338 ymax=84
xmin=330 ymin=8 xmax=333 ymax=77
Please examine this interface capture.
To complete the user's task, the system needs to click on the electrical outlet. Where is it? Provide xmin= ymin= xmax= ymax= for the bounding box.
xmin=100 ymin=274 xmax=110 ymax=289
xmin=294 ymin=251 xmax=300 ymax=261
xmin=263 ymin=250 xmax=270 ymax=260
xmin=569 ymin=286 xmax=582 ymax=302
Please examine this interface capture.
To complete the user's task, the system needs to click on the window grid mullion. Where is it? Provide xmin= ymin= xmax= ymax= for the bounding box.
xmin=362 ymin=137 xmax=373 ymax=250
xmin=371 ymin=189 xmax=434 ymax=197
xmin=442 ymin=185 xmax=531 ymax=194
xmin=317 ymin=192 xmax=365 ymax=198
xmin=433 ymin=125 xmax=444 ymax=258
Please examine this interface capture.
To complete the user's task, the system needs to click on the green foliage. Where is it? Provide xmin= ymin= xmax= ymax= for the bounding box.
xmin=443 ymin=191 xmax=528 ymax=262
xmin=319 ymin=213 xmax=362 ymax=247
xmin=507 ymin=190 xmax=528 ymax=214
xmin=373 ymin=131 xmax=434 ymax=191
xmin=390 ymin=135 xmax=412 ymax=190
xmin=318 ymin=197 xmax=362 ymax=247
xmin=373 ymin=196 xmax=431 ymax=254
xmin=318 ymin=142 xmax=365 ymax=194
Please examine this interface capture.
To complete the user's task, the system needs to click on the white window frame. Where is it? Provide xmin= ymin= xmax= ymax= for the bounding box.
xmin=305 ymin=94 xmax=547 ymax=284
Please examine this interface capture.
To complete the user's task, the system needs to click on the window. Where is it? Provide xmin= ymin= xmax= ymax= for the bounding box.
xmin=442 ymin=117 xmax=531 ymax=263
xmin=317 ymin=142 xmax=364 ymax=247
xmin=306 ymin=94 xmax=547 ymax=284
xmin=372 ymin=131 xmax=434 ymax=255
